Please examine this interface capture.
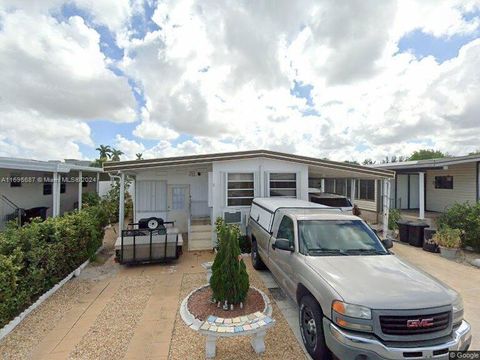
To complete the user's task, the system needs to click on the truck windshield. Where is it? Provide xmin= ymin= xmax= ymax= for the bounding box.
xmin=298 ymin=220 xmax=388 ymax=256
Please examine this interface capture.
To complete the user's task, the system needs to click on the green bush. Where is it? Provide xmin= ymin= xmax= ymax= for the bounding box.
xmin=210 ymin=217 xmax=249 ymax=306
xmin=388 ymin=209 xmax=401 ymax=230
xmin=82 ymin=192 xmax=101 ymax=207
xmin=437 ymin=202 xmax=480 ymax=251
xmin=0 ymin=205 xmax=108 ymax=328
xmin=433 ymin=227 xmax=462 ymax=248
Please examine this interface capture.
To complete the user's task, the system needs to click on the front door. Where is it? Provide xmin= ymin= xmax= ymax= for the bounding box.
xmin=167 ymin=185 xmax=190 ymax=232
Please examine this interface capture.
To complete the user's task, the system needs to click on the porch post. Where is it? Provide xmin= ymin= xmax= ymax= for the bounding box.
xmin=52 ymin=172 xmax=60 ymax=217
xmin=321 ymin=178 xmax=325 ymax=192
xmin=78 ymin=170 xmax=82 ymax=211
xmin=119 ymin=172 xmax=125 ymax=232
xmin=350 ymin=179 xmax=356 ymax=203
xmin=382 ymin=179 xmax=391 ymax=238
xmin=419 ymin=172 xmax=425 ymax=220
xmin=96 ymin=172 xmax=100 ymax=194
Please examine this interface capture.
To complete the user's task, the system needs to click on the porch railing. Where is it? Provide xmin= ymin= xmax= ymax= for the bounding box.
xmin=0 ymin=194 xmax=23 ymax=230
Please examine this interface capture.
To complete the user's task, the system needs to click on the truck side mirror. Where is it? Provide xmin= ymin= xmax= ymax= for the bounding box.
xmin=272 ymin=238 xmax=294 ymax=252
xmin=382 ymin=238 xmax=393 ymax=249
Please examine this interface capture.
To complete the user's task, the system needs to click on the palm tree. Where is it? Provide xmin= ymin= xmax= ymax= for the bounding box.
xmin=136 ymin=153 xmax=143 ymax=160
xmin=96 ymin=145 xmax=112 ymax=160
xmin=110 ymin=148 xmax=124 ymax=161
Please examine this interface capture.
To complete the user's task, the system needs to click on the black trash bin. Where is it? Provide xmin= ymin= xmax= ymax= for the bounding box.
xmin=397 ymin=220 xmax=411 ymax=243
xmin=408 ymin=222 xmax=429 ymax=247
xmin=22 ymin=206 xmax=49 ymax=224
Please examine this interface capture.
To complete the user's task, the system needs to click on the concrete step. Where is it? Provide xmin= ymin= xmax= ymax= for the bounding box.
xmin=190 ymin=224 xmax=212 ymax=232
xmin=189 ymin=231 xmax=211 ymax=241
xmin=189 ymin=239 xmax=213 ymax=251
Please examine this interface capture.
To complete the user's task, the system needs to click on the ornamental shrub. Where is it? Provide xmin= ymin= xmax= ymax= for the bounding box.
xmin=388 ymin=209 xmax=401 ymax=230
xmin=210 ymin=218 xmax=249 ymax=306
xmin=0 ymin=204 xmax=109 ymax=328
xmin=437 ymin=202 xmax=480 ymax=251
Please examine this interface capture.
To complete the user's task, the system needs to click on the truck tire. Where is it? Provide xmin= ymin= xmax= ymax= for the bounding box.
xmin=251 ymin=241 xmax=266 ymax=270
xmin=299 ymin=295 xmax=331 ymax=360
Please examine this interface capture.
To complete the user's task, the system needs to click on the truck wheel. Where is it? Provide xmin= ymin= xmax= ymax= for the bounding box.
xmin=299 ymin=295 xmax=331 ymax=360
xmin=251 ymin=241 xmax=266 ymax=270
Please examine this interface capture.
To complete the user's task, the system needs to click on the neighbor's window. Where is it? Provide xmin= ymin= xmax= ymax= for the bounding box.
xmin=227 ymin=173 xmax=254 ymax=206
xmin=43 ymin=182 xmax=52 ymax=195
xmin=435 ymin=176 xmax=453 ymax=189
xmin=357 ymin=179 xmax=375 ymax=201
xmin=60 ymin=179 xmax=66 ymax=194
xmin=334 ymin=179 xmax=346 ymax=196
xmin=10 ymin=173 xmax=21 ymax=188
xmin=269 ymin=173 xmax=296 ymax=197
xmin=324 ymin=179 xmax=335 ymax=193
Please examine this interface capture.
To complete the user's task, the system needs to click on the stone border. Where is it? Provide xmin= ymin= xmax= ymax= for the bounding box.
xmin=0 ymin=245 xmax=103 ymax=342
xmin=180 ymin=284 xmax=274 ymax=358
xmin=180 ymin=284 xmax=273 ymax=331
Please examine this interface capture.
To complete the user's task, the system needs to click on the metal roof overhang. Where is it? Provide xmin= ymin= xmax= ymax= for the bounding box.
xmin=0 ymin=157 xmax=103 ymax=173
xmin=104 ymin=150 xmax=394 ymax=179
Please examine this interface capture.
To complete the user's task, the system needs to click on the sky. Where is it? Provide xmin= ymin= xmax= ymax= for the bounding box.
xmin=0 ymin=0 xmax=480 ymax=163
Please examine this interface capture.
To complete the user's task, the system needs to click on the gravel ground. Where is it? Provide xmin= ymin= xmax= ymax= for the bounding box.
xmin=0 ymin=280 xmax=94 ymax=360
xmin=69 ymin=275 xmax=155 ymax=360
xmin=169 ymin=263 xmax=307 ymax=360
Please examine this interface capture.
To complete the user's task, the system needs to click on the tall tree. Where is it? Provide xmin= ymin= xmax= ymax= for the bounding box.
xmin=409 ymin=149 xmax=447 ymax=161
xmin=95 ymin=145 xmax=112 ymax=160
xmin=362 ymin=159 xmax=375 ymax=165
xmin=110 ymin=148 xmax=124 ymax=161
xmin=136 ymin=153 xmax=143 ymax=160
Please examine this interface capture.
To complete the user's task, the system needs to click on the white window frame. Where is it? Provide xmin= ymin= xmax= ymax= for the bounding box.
xmin=267 ymin=172 xmax=297 ymax=198
xmin=226 ymin=172 xmax=255 ymax=207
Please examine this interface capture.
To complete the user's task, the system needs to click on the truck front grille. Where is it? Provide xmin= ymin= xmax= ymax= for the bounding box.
xmin=380 ymin=311 xmax=450 ymax=335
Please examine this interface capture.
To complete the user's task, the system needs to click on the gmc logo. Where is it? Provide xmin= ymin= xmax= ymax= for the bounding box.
xmin=406 ymin=318 xmax=434 ymax=328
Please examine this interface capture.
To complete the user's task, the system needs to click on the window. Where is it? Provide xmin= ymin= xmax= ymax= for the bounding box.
xmin=269 ymin=173 xmax=296 ymax=197
xmin=82 ymin=180 xmax=88 ymax=188
xmin=43 ymin=182 xmax=52 ymax=195
xmin=435 ymin=176 xmax=453 ymax=189
xmin=335 ymin=179 xmax=346 ymax=195
xmin=171 ymin=187 xmax=186 ymax=210
xmin=357 ymin=179 xmax=375 ymax=201
xmin=60 ymin=179 xmax=66 ymax=194
xmin=277 ymin=216 xmax=294 ymax=246
xmin=227 ymin=173 xmax=254 ymax=206
xmin=324 ymin=179 xmax=335 ymax=193
xmin=298 ymin=220 xmax=386 ymax=255
xmin=10 ymin=173 xmax=21 ymax=188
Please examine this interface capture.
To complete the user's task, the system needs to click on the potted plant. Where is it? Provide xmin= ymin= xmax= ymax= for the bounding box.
xmin=433 ymin=227 xmax=462 ymax=260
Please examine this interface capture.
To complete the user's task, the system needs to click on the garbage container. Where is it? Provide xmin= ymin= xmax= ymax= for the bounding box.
xmin=408 ymin=222 xmax=429 ymax=247
xmin=397 ymin=220 xmax=411 ymax=243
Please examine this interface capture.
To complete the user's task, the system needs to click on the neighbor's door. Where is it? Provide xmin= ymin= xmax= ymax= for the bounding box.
xmin=167 ymin=185 xmax=190 ymax=233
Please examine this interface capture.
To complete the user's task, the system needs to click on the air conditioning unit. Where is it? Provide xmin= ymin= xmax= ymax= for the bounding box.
xmin=224 ymin=211 xmax=242 ymax=224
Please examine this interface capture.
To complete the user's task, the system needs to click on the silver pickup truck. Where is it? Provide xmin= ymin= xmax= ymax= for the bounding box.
xmin=246 ymin=198 xmax=471 ymax=360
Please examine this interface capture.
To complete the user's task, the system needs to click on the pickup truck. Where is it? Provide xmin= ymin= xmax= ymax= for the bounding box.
xmin=246 ymin=198 xmax=471 ymax=360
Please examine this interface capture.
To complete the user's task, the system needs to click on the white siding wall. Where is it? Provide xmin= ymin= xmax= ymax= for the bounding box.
xmin=426 ymin=163 xmax=477 ymax=212
xmin=134 ymin=166 xmax=210 ymax=222
xmin=0 ymin=169 xmax=97 ymax=218
xmin=212 ymin=158 xmax=309 ymax=232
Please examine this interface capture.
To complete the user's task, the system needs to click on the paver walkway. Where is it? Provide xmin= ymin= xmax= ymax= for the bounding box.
xmin=392 ymin=242 xmax=480 ymax=349
xmin=22 ymin=250 xmax=213 ymax=360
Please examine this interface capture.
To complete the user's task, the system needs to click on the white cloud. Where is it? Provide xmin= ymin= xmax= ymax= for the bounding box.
xmin=2 ymin=0 xmax=480 ymax=162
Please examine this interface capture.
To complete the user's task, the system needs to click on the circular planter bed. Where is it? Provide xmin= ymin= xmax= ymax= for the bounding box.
xmin=187 ymin=285 xmax=265 ymax=321
xmin=181 ymin=284 xmax=272 ymax=327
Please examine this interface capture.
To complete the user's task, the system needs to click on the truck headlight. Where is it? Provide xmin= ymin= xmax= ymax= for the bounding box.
xmin=452 ymin=295 xmax=464 ymax=326
xmin=332 ymin=300 xmax=373 ymax=332
xmin=333 ymin=300 xmax=372 ymax=319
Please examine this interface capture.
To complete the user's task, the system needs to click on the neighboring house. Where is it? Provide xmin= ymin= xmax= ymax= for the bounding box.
xmin=373 ymin=154 xmax=480 ymax=222
xmin=103 ymin=150 xmax=394 ymax=250
xmin=0 ymin=157 xmax=103 ymax=230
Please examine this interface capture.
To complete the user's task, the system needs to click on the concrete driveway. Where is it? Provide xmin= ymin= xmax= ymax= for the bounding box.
xmin=392 ymin=242 xmax=480 ymax=349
